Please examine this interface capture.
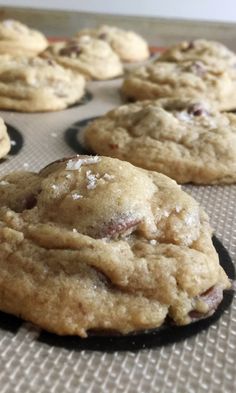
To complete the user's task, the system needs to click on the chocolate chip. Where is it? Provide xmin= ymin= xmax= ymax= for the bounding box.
xmin=24 ymin=194 xmax=38 ymax=210
xmin=108 ymin=143 xmax=118 ymax=150
xmin=98 ymin=33 xmax=107 ymax=40
xmin=182 ymin=41 xmax=195 ymax=51
xmin=99 ymin=217 xmax=140 ymax=239
xmin=59 ymin=45 xmax=81 ymax=57
xmin=126 ymin=97 xmax=136 ymax=103
xmin=192 ymin=109 xmax=204 ymax=116
xmin=187 ymin=103 xmax=208 ymax=117
xmin=188 ymin=309 xmax=204 ymax=319
xmin=189 ymin=286 xmax=223 ymax=321
xmin=188 ymin=41 xmax=195 ymax=50
xmin=59 ymin=47 xmax=68 ymax=56
xmin=47 ymin=59 xmax=55 ymax=66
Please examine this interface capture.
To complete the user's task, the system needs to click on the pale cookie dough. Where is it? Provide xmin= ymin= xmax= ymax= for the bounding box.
xmin=84 ymin=99 xmax=236 ymax=184
xmin=0 ymin=117 xmax=10 ymax=159
xmin=0 ymin=155 xmax=230 ymax=336
xmin=0 ymin=19 xmax=48 ymax=56
xmin=75 ymin=25 xmax=150 ymax=62
xmin=43 ymin=36 xmax=123 ymax=80
xmin=121 ymin=60 xmax=236 ymax=111
xmin=159 ymin=39 xmax=236 ymax=68
xmin=0 ymin=55 xmax=86 ymax=112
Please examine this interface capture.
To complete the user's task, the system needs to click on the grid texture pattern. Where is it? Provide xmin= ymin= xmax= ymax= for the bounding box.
xmin=0 ymin=78 xmax=235 ymax=393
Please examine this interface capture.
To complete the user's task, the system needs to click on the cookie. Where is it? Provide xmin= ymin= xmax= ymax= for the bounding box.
xmin=158 ymin=39 xmax=236 ymax=68
xmin=0 ymin=117 xmax=11 ymax=158
xmin=43 ymin=36 xmax=123 ymax=80
xmin=121 ymin=60 xmax=236 ymax=111
xmin=0 ymin=55 xmax=85 ymax=112
xmin=0 ymin=19 xmax=48 ymax=56
xmin=0 ymin=155 xmax=230 ymax=336
xmin=75 ymin=25 xmax=150 ymax=63
xmin=84 ymin=99 xmax=236 ymax=184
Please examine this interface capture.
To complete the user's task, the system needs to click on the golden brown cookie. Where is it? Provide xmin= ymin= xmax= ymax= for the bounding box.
xmin=84 ymin=99 xmax=236 ymax=184
xmin=0 ymin=117 xmax=10 ymax=159
xmin=0 ymin=156 xmax=230 ymax=336
xmin=75 ymin=25 xmax=150 ymax=62
xmin=43 ymin=36 xmax=123 ymax=80
xmin=0 ymin=19 xmax=48 ymax=56
xmin=0 ymin=55 xmax=86 ymax=112
xmin=121 ymin=60 xmax=236 ymax=111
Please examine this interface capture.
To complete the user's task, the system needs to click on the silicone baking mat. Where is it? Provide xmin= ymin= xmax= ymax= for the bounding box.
xmin=0 ymin=53 xmax=236 ymax=393
xmin=0 ymin=76 xmax=236 ymax=393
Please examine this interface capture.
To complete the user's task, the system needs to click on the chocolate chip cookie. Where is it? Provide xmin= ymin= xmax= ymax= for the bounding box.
xmin=0 ymin=19 xmax=48 ymax=56
xmin=0 ymin=55 xmax=85 ymax=112
xmin=121 ymin=60 xmax=236 ymax=111
xmin=0 ymin=156 xmax=230 ymax=336
xmin=158 ymin=39 xmax=236 ymax=68
xmin=75 ymin=25 xmax=150 ymax=62
xmin=43 ymin=36 xmax=123 ymax=80
xmin=84 ymin=99 xmax=236 ymax=184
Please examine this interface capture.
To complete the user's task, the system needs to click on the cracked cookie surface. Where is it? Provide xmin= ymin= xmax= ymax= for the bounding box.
xmin=84 ymin=99 xmax=236 ymax=184
xmin=0 ymin=156 xmax=230 ymax=336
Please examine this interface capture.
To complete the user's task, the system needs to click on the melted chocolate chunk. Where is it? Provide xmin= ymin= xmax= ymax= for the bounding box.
xmin=98 ymin=33 xmax=107 ymax=40
xmin=24 ymin=193 xmax=39 ymax=210
xmin=188 ymin=41 xmax=195 ymax=50
xmin=182 ymin=41 xmax=195 ymax=52
xmin=187 ymin=103 xmax=208 ymax=117
xmin=108 ymin=143 xmax=119 ymax=150
xmin=59 ymin=45 xmax=82 ymax=57
xmin=99 ymin=217 xmax=141 ymax=239
xmin=189 ymin=286 xmax=223 ymax=320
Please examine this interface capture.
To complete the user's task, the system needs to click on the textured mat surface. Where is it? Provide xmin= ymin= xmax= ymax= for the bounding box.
xmin=0 ymin=77 xmax=235 ymax=393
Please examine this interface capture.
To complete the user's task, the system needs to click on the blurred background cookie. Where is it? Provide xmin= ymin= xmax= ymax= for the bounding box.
xmin=43 ymin=36 xmax=123 ymax=80
xmin=158 ymin=39 xmax=236 ymax=68
xmin=0 ymin=55 xmax=85 ymax=112
xmin=75 ymin=25 xmax=150 ymax=62
xmin=121 ymin=60 xmax=236 ymax=111
xmin=0 ymin=19 xmax=48 ymax=57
